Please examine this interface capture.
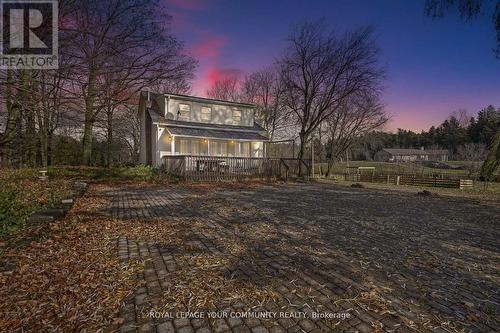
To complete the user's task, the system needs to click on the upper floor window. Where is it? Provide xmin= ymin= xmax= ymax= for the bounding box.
xmin=178 ymin=104 xmax=190 ymax=121
xmin=232 ymin=110 xmax=242 ymax=124
xmin=201 ymin=107 xmax=211 ymax=122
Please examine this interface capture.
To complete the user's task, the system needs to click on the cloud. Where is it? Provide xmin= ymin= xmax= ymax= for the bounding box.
xmin=190 ymin=65 xmax=243 ymax=95
xmin=190 ymin=36 xmax=227 ymax=58
xmin=162 ymin=0 xmax=242 ymax=97
xmin=206 ymin=67 xmax=243 ymax=84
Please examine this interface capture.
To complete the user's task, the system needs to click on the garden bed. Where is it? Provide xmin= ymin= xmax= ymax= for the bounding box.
xmin=0 ymin=169 xmax=73 ymax=237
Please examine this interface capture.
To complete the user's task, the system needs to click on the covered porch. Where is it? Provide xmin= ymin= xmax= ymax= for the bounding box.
xmin=156 ymin=126 xmax=266 ymax=160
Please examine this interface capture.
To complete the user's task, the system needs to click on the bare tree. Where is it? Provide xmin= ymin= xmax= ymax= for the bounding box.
xmin=33 ymin=65 xmax=76 ymax=167
xmin=0 ymin=70 xmax=41 ymax=167
xmin=451 ymin=108 xmax=472 ymax=128
xmin=63 ymin=0 xmax=196 ymax=165
xmin=241 ymin=68 xmax=288 ymax=140
xmin=456 ymin=142 xmax=488 ymax=178
xmin=278 ymin=21 xmax=385 ymax=169
xmin=118 ymin=104 xmax=142 ymax=163
xmin=324 ymin=94 xmax=388 ymax=176
xmin=0 ymin=69 xmax=22 ymax=167
xmin=206 ymin=77 xmax=240 ymax=102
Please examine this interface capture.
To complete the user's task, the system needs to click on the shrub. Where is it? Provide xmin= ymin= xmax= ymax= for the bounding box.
xmin=0 ymin=169 xmax=72 ymax=237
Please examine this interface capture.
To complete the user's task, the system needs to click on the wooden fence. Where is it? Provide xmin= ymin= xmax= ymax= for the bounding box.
xmin=344 ymin=173 xmax=473 ymax=189
xmin=162 ymin=155 xmax=311 ymax=182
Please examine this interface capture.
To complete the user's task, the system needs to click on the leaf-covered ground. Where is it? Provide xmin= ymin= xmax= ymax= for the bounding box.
xmin=0 ymin=169 xmax=73 ymax=237
xmin=0 ymin=183 xmax=144 ymax=332
xmin=1 ymin=180 xmax=498 ymax=332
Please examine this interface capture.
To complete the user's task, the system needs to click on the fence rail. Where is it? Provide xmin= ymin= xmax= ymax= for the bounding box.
xmin=162 ymin=155 xmax=311 ymax=182
xmin=344 ymin=173 xmax=473 ymax=189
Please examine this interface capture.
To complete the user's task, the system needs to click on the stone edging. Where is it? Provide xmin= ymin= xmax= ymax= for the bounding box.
xmin=27 ymin=181 xmax=88 ymax=224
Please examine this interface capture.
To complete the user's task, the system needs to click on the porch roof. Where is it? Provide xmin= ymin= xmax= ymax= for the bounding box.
xmin=165 ymin=125 xmax=269 ymax=141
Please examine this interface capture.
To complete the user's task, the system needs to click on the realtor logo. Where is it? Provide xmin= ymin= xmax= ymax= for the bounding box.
xmin=1 ymin=0 xmax=58 ymax=69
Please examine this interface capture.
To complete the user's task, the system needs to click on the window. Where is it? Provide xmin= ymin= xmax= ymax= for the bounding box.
xmin=178 ymin=104 xmax=190 ymax=120
xmin=210 ymin=140 xmax=227 ymax=156
xmin=181 ymin=139 xmax=189 ymax=154
xmin=240 ymin=142 xmax=250 ymax=157
xmin=201 ymin=107 xmax=211 ymax=122
xmin=232 ymin=110 xmax=242 ymax=124
xmin=252 ymin=142 xmax=263 ymax=157
xmin=191 ymin=139 xmax=200 ymax=155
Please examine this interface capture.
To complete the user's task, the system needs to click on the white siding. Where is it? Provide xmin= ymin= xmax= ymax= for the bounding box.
xmin=165 ymin=97 xmax=254 ymax=127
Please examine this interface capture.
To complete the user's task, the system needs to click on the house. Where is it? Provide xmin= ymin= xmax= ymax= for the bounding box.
xmin=374 ymin=148 xmax=449 ymax=162
xmin=139 ymin=91 xmax=268 ymax=167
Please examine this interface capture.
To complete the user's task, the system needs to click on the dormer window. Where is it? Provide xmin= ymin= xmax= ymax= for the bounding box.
xmin=201 ymin=107 xmax=211 ymax=122
xmin=232 ymin=110 xmax=242 ymax=124
xmin=178 ymin=104 xmax=190 ymax=121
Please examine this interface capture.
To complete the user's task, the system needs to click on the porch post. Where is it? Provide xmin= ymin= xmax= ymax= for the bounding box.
xmin=207 ymin=139 xmax=211 ymax=156
xmin=155 ymin=125 xmax=160 ymax=166
xmin=171 ymin=136 xmax=175 ymax=155
xmin=238 ymin=142 xmax=241 ymax=157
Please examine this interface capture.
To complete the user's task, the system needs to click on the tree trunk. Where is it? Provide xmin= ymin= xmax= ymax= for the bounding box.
xmin=82 ymin=68 xmax=97 ymax=165
xmin=297 ymin=131 xmax=306 ymax=176
xmin=39 ymin=130 xmax=48 ymax=168
xmin=317 ymin=125 xmax=323 ymax=176
xmin=1 ymin=69 xmax=20 ymax=167
xmin=325 ymin=140 xmax=340 ymax=178
xmin=106 ymin=130 xmax=113 ymax=168
xmin=106 ymin=108 xmax=114 ymax=168
xmin=25 ymin=113 xmax=37 ymax=167
xmin=82 ymin=117 xmax=94 ymax=165
xmin=47 ymin=131 xmax=54 ymax=166
xmin=23 ymin=72 xmax=37 ymax=167
xmin=325 ymin=155 xmax=341 ymax=178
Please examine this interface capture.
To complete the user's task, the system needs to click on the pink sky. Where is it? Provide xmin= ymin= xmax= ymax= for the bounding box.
xmin=164 ymin=0 xmax=500 ymax=133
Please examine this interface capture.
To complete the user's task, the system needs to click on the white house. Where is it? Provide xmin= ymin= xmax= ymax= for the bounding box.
xmin=139 ymin=91 xmax=269 ymax=167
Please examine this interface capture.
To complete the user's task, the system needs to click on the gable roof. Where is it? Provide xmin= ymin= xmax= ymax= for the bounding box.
xmin=382 ymin=148 xmax=449 ymax=156
xmin=165 ymin=93 xmax=255 ymax=108
xmin=143 ymin=91 xmax=255 ymax=108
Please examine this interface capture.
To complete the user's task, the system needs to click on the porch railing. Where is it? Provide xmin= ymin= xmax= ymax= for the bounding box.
xmin=162 ymin=155 xmax=311 ymax=181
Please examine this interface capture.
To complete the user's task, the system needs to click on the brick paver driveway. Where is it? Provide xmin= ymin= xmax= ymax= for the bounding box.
xmin=106 ymin=183 xmax=500 ymax=333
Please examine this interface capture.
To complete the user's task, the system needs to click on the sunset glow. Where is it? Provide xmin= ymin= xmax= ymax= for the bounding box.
xmin=163 ymin=0 xmax=500 ymax=132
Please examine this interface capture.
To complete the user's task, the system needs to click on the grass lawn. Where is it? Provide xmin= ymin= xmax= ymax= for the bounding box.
xmin=313 ymin=160 xmax=482 ymax=178
xmin=316 ymin=177 xmax=500 ymax=207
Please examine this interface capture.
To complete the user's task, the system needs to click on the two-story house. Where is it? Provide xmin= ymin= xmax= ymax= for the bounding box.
xmin=139 ymin=91 xmax=268 ymax=167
